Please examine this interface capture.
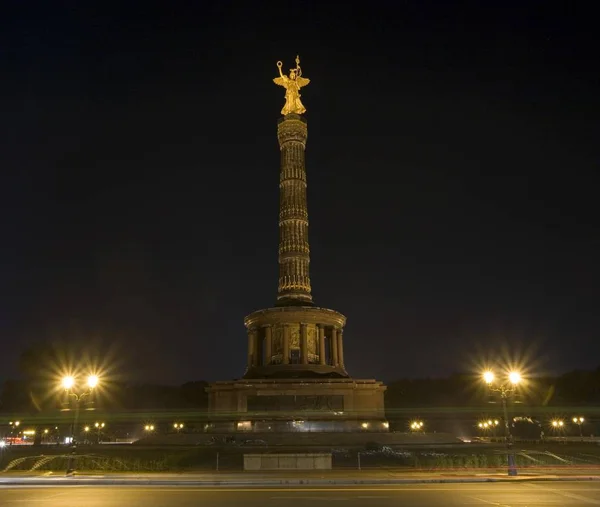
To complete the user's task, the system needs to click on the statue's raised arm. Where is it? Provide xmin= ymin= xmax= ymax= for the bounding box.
xmin=273 ymin=56 xmax=309 ymax=116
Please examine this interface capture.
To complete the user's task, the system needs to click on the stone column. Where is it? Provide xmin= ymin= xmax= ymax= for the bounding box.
xmin=276 ymin=115 xmax=312 ymax=305
xmin=264 ymin=325 xmax=272 ymax=366
xmin=283 ymin=325 xmax=290 ymax=365
xmin=331 ymin=327 xmax=339 ymax=366
xmin=300 ymin=323 xmax=308 ymax=364
xmin=337 ymin=330 xmax=344 ymax=367
xmin=318 ymin=325 xmax=326 ymax=365
xmin=247 ymin=328 xmax=257 ymax=368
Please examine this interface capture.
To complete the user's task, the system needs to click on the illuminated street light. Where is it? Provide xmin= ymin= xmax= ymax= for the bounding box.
xmin=481 ymin=369 xmax=524 ymax=477
xmin=173 ymin=422 xmax=184 ymax=432
xmin=410 ymin=420 xmax=424 ymax=431
xmin=551 ymin=419 xmax=564 ymax=428
xmin=144 ymin=424 xmax=155 ymax=432
xmin=572 ymin=416 xmax=585 ymax=439
xmin=62 ymin=376 xmax=75 ymax=390
xmin=84 ymin=426 xmax=90 ymax=432
xmin=60 ymin=373 xmax=101 ymax=475
xmin=508 ymin=372 xmax=521 ymax=385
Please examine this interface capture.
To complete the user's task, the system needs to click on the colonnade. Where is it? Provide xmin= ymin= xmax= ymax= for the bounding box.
xmin=246 ymin=324 xmax=344 ymax=369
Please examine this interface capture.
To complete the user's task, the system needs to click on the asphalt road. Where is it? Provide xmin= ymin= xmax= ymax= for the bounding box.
xmin=2 ymin=483 xmax=600 ymax=506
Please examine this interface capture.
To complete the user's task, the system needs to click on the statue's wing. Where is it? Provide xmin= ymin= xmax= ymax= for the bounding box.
xmin=296 ymin=77 xmax=310 ymax=88
xmin=273 ymin=77 xmax=286 ymax=86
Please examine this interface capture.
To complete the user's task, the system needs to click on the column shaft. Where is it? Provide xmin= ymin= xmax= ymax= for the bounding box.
xmin=247 ymin=329 xmax=256 ymax=368
xmin=300 ymin=323 xmax=308 ymax=364
xmin=276 ymin=115 xmax=313 ymax=304
xmin=331 ymin=327 xmax=339 ymax=366
xmin=337 ymin=331 xmax=344 ymax=367
xmin=318 ymin=325 xmax=326 ymax=365
xmin=264 ymin=326 xmax=272 ymax=365
xmin=283 ymin=325 xmax=290 ymax=364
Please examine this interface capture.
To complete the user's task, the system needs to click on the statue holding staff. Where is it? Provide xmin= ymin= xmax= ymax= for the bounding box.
xmin=273 ymin=55 xmax=310 ymax=115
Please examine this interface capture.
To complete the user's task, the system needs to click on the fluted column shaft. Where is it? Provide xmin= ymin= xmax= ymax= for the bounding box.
xmin=276 ymin=114 xmax=312 ymax=305
xmin=300 ymin=323 xmax=308 ymax=364
xmin=247 ymin=328 xmax=258 ymax=368
xmin=264 ymin=326 xmax=272 ymax=365
xmin=331 ymin=327 xmax=339 ymax=366
xmin=337 ymin=331 xmax=344 ymax=367
xmin=318 ymin=325 xmax=326 ymax=365
xmin=283 ymin=325 xmax=290 ymax=364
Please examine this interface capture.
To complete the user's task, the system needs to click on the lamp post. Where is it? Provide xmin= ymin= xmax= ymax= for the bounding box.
xmin=483 ymin=370 xmax=522 ymax=476
xmin=8 ymin=421 xmax=20 ymax=445
xmin=61 ymin=374 xmax=99 ymax=476
xmin=94 ymin=422 xmax=105 ymax=444
xmin=173 ymin=423 xmax=184 ymax=433
xmin=572 ymin=417 xmax=585 ymax=440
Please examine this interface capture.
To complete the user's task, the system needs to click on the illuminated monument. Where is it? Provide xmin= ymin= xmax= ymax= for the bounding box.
xmin=207 ymin=57 xmax=387 ymax=432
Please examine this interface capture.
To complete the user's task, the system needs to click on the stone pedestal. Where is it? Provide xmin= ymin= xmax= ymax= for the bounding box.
xmin=206 ymin=377 xmax=387 ymax=433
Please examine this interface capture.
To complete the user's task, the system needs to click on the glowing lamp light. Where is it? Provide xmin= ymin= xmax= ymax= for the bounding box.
xmin=0 ymin=441 xmax=6 ymax=448
xmin=87 ymin=375 xmax=99 ymax=388
xmin=483 ymin=371 xmax=495 ymax=384
xmin=62 ymin=376 xmax=75 ymax=390
xmin=508 ymin=371 xmax=522 ymax=385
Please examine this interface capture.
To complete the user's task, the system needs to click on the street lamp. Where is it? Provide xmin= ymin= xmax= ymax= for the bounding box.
xmin=94 ymin=422 xmax=105 ymax=443
xmin=61 ymin=374 xmax=100 ymax=475
xmin=144 ymin=424 xmax=155 ymax=432
xmin=173 ymin=423 xmax=184 ymax=433
xmin=410 ymin=420 xmax=424 ymax=432
xmin=483 ymin=369 xmax=522 ymax=476
xmin=572 ymin=417 xmax=585 ymax=439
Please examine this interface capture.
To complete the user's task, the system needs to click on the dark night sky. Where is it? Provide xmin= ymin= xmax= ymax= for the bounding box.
xmin=1 ymin=1 xmax=598 ymax=384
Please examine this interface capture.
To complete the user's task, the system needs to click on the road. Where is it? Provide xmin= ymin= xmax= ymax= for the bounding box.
xmin=2 ymin=483 xmax=600 ymax=506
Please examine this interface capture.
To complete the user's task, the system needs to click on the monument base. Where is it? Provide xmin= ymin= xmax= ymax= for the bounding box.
xmin=206 ymin=377 xmax=388 ymax=433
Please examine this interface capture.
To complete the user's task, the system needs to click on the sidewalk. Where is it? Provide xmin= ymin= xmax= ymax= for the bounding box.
xmin=1 ymin=470 xmax=600 ymax=486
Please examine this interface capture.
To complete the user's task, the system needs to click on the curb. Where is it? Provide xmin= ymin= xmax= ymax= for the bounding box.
xmin=1 ymin=476 xmax=600 ymax=486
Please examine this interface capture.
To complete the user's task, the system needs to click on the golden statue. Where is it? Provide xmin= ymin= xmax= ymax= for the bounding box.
xmin=273 ymin=55 xmax=310 ymax=115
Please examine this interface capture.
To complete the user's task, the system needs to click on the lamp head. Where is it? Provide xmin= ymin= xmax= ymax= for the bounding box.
xmin=508 ymin=371 xmax=521 ymax=385
xmin=62 ymin=376 xmax=75 ymax=390
xmin=483 ymin=371 xmax=495 ymax=384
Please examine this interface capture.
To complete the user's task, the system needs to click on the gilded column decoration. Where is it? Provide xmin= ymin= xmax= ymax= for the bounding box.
xmin=331 ymin=327 xmax=339 ymax=366
xmin=318 ymin=325 xmax=326 ymax=365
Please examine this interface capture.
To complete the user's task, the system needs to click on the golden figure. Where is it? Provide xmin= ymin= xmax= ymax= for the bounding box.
xmin=273 ymin=55 xmax=310 ymax=115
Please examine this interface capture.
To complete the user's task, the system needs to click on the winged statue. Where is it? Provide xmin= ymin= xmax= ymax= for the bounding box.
xmin=273 ymin=55 xmax=310 ymax=115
